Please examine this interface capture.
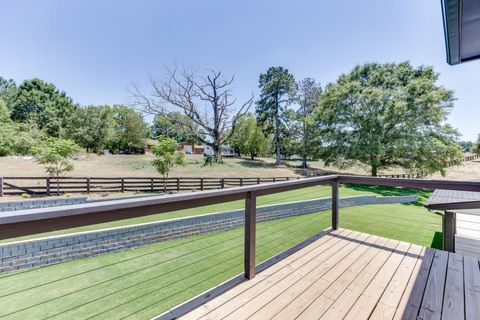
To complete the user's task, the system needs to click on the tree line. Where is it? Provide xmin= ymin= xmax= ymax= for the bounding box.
xmin=0 ymin=61 xmax=465 ymax=176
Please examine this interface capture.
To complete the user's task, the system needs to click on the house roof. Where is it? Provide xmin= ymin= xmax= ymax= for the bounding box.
xmin=442 ymin=0 xmax=480 ymax=65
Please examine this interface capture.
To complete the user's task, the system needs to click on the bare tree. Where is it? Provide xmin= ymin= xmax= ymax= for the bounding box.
xmin=131 ymin=67 xmax=253 ymax=162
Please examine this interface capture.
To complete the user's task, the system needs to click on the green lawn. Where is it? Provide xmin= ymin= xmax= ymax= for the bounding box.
xmin=1 ymin=184 xmax=428 ymax=243
xmin=0 ymin=201 xmax=441 ymax=320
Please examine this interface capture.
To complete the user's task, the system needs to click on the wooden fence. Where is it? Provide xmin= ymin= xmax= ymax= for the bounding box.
xmin=0 ymin=176 xmax=298 ymax=196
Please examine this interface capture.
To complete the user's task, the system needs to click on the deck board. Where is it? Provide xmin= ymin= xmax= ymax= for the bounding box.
xmin=180 ymin=228 xmax=480 ymax=320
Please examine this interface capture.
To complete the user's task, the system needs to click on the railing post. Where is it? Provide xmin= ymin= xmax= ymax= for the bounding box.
xmin=331 ymin=179 xmax=339 ymax=230
xmin=220 ymin=178 xmax=225 ymax=189
xmin=86 ymin=178 xmax=91 ymax=194
xmin=245 ymin=191 xmax=256 ymax=279
xmin=121 ymin=178 xmax=125 ymax=193
xmin=443 ymin=211 xmax=456 ymax=252
xmin=46 ymin=177 xmax=51 ymax=195
xmin=0 ymin=177 xmax=3 ymax=197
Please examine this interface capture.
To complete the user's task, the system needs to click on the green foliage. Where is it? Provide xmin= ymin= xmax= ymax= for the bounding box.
xmin=229 ymin=114 xmax=269 ymax=160
xmin=152 ymin=112 xmax=203 ymax=143
xmin=472 ymin=135 xmax=480 ymax=155
xmin=458 ymin=140 xmax=472 ymax=152
xmin=33 ymin=138 xmax=82 ymax=180
xmin=317 ymin=61 xmax=463 ymax=176
xmin=108 ymin=105 xmax=148 ymax=153
xmin=11 ymin=78 xmax=77 ymax=137
xmin=0 ymin=116 xmax=46 ymax=156
xmin=256 ymin=66 xmax=297 ymax=165
xmin=0 ymin=77 xmax=17 ymax=110
xmin=66 ymin=105 xmax=114 ymax=153
xmin=0 ymin=99 xmax=10 ymax=122
xmin=151 ymin=137 xmax=186 ymax=188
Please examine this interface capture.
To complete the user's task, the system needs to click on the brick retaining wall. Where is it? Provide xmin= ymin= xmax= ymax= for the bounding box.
xmin=0 ymin=194 xmax=417 ymax=273
xmin=0 ymin=197 xmax=88 ymax=212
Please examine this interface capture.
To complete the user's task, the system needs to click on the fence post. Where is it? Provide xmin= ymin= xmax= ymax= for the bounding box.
xmin=86 ymin=178 xmax=91 ymax=194
xmin=257 ymin=178 xmax=260 ymax=185
xmin=46 ymin=177 xmax=51 ymax=195
xmin=443 ymin=211 xmax=456 ymax=252
xmin=240 ymin=178 xmax=243 ymax=187
xmin=150 ymin=178 xmax=154 ymax=192
xmin=245 ymin=191 xmax=256 ymax=279
xmin=273 ymin=177 xmax=276 ymax=183
xmin=200 ymin=178 xmax=204 ymax=191
xmin=331 ymin=179 xmax=339 ymax=230
xmin=121 ymin=178 xmax=125 ymax=193
xmin=221 ymin=178 xmax=225 ymax=189
xmin=0 ymin=177 xmax=3 ymax=197
xmin=177 ymin=178 xmax=180 ymax=191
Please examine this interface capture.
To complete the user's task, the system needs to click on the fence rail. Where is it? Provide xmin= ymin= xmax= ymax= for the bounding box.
xmin=0 ymin=176 xmax=298 ymax=196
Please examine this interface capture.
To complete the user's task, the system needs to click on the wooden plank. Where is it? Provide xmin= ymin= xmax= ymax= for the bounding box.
xmin=418 ymin=249 xmax=449 ymax=320
xmin=271 ymin=235 xmax=387 ymax=320
xmin=393 ymin=247 xmax=435 ymax=320
xmin=342 ymin=242 xmax=412 ymax=320
xmin=224 ymin=232 xmax=363 ymax=320
xmin=209 ymin=231 xmax=362 ymax=320
xmin=368 ymin=244 xmax=423 ymax=320
xmin=311 ymin=239 xmax=402 ymax=320
xmin=442 ymin=252 xmax=464 ymax=320
xmin=194 ymin=230 xmax=354 ymax=320
xmin=248 ymin=233 xmax=375 ymax=320
xmin=180 ymin=230 xmax=339 ymax=320
xmin=464 ymin=255 xmax=480 ymax=320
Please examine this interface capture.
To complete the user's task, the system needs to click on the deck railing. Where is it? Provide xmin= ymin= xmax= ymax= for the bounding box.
xmin=2 ymin=175 xmax=480 ymax=264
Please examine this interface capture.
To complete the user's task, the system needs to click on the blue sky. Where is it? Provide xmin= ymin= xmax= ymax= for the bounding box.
xmin=1 ymin=0 xmax=479 ymax=140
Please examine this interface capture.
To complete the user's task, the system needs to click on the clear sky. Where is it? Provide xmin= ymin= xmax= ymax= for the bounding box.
xmin=1 ymin=0 xmax=479 ymax=140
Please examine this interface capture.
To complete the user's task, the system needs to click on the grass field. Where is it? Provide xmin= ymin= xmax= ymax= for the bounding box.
xmin=0 ymin=201 xmax=441 ymax=320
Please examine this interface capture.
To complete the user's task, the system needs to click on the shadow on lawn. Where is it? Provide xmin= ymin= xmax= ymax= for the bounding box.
xmin=343 ymin=184 xmax=432 ymax=206
xmin=430 ymin=231 xmax=443 ymax=249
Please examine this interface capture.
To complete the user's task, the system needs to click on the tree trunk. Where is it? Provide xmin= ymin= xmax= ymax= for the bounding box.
xmin=213 ymin=145 xmax=222 ymax=163
xmin=301 ymin=157 xmax=308 ymax=168
xmin=250 ymin=152 xmax=255 ymax=160
xmin=371 ymin=165 xmax=378 ymax=176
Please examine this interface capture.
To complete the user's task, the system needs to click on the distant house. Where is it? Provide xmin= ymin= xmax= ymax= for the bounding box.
xmin=203 ymin=145 xmax=235 ymax=157
xmin=143 ymin=139 xmax=159 ymax=155
xmin=176 ymin=143 xmax=204 ymax=155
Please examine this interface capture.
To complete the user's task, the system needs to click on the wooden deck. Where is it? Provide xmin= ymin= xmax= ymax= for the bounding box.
xmin=180 ymin=229 xmax=480 ymax=320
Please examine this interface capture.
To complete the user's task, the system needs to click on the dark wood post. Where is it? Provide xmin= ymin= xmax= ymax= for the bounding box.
xmin=200 ymin=178 xmax=204 ymax=191
xmin=245 ymin=191 xmax=256 ymax=279
xmin=257 ymin=178 xmax=260 ymax=185
xmin=220 ymin=178 xmax=225 ymax=189
xmin=240 ymin=178 xmax=243 ymax=187
xmin=0 ymin=177 xmax=3 ymax=197
xmin=331 ymin=180 xmax=339 ymax=230
xmin=176 ymin=178 xmax=180 ymax=191
xmin=86 ymin=178 xmax=91 ymax=194
xmin=443 ymin=211 xmax=456 ymax=252
xmin=46 ymin=177 xmax=51 ymax=195
xmin=150 ymin=178 xmax=154 ymax=192
xmin=121 ymin=178 xmax=125 ymax=192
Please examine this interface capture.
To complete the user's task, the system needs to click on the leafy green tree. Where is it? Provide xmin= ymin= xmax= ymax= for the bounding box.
xmin=151 ymin=137 xmax=186 ymax=191
xmin=317 ymin=62 xmax=463 ymax=176
xmin=256 ymin=67 xmax=296 ymax=166
xmin=152 ymin=112 xmax=203 ymax=143
xmin=11 ymin=78 xmax=77 ymax=137
xmin=66 ymin=105 xmax=114 ymax=153
xmin=108 ymin=105 xmax=148 ymax=153
xmin=295 ymin=78 xmax=322 ymax=167
xmin=229 ymin=114 xmax=269 ymax=160
xmin=33 ymin=138 xmax=82 ymax=194
xmin=472 ymin=135 xmax=480 ymax=155
xmin=0 ymin=77 xmax=17 ymax=110
xmin=458 ymin=140 xmax=473 ymax=152
xmin=0 ymin=99 xmax=10 ymax=122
